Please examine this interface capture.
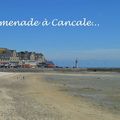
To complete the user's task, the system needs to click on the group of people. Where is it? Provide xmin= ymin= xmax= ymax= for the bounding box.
xmin=17 ymin=75 xmax=25 ymax=80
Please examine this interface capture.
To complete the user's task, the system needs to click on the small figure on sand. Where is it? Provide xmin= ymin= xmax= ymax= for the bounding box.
xmin=17 ymin=75 xmax=25 ymax=80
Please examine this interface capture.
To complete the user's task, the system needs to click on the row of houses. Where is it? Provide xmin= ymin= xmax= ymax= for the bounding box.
xmin=0 ymin=48 xmax=55 ymax=68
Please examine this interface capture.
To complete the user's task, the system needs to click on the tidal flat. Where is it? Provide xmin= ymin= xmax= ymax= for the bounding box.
xmin=44 ymin=72 xmax=120 ymax=114
xmin=0 ymin=72 xmax=120 ymax=120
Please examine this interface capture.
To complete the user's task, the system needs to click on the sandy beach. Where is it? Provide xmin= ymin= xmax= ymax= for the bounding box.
xmin=0 ymin=72 xmax=120 ymax=120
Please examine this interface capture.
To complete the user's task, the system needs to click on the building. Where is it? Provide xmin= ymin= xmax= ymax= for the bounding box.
xmin=45 ymin=61 xmax=55 ymax=68
xmin=0 ymin=48 xmax=19 ymax=62
xmin=0 ymin=48 xmax=49 ymax=68
xmin=17 ymin=51 xmax=31 ymax=60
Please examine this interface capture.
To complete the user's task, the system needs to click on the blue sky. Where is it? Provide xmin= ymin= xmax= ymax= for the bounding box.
xmin=0 ymin=0 xmax=120 ymax=67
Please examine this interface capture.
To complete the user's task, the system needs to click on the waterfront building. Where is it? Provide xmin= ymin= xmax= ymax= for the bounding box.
xmin=0 ymin=48 xmax=19 ymax=62
xmin=0 ymin=48 xmax=49 ymax=68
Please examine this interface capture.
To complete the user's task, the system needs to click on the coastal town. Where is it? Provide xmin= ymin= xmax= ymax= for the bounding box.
xmin=0 ymin=48 xmax=55 ymax=68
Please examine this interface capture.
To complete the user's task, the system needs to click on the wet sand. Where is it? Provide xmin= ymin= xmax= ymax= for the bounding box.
xmin=0 ymin=72 xmax=120 ymax=120
xmin=45 ymin=72 xmax=120 ymax=114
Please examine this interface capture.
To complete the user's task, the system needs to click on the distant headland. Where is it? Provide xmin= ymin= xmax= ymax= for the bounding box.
xmin=0 ymin=48 xmax=55 ymax=68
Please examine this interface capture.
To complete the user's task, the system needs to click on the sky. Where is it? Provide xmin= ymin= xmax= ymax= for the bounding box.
xmin=0 ymin=0 xmax=120 ymax=67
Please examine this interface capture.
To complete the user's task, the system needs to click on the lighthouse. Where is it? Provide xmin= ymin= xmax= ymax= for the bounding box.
xmin=75 ymin=58 xmax=78 ymax=68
